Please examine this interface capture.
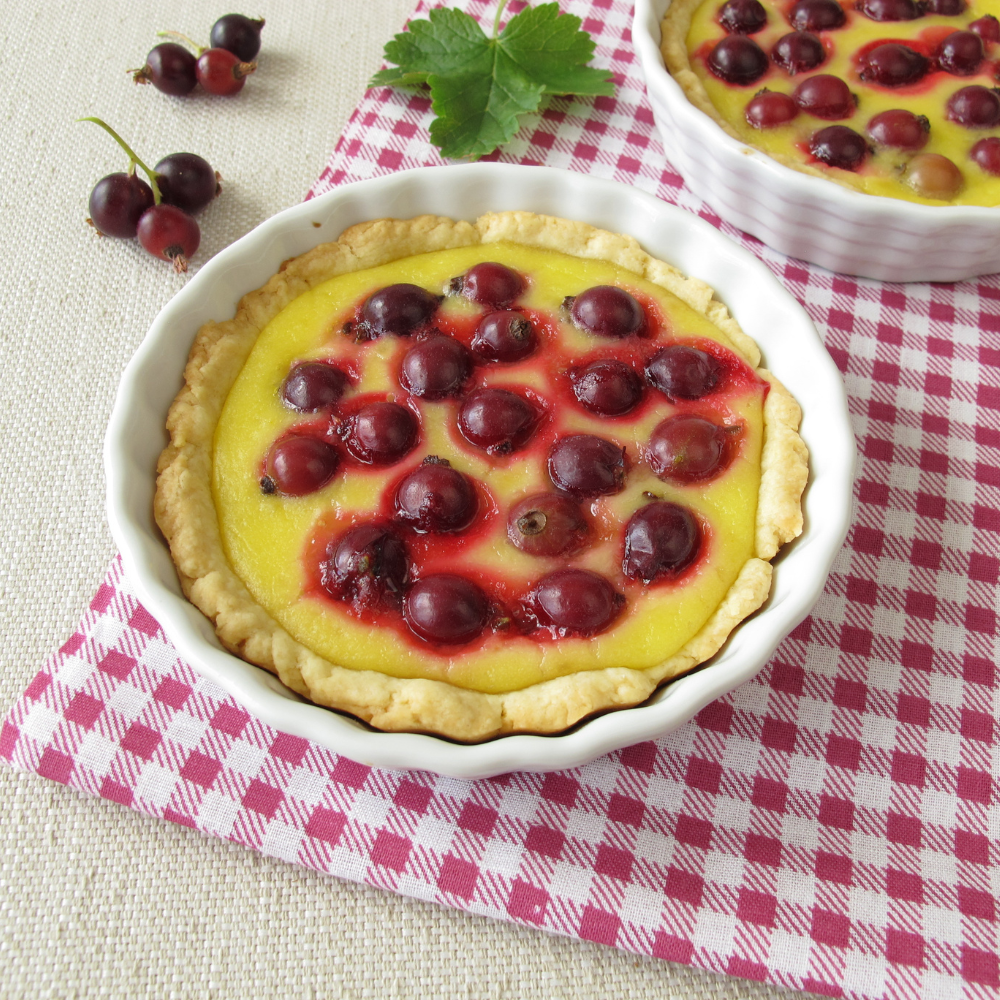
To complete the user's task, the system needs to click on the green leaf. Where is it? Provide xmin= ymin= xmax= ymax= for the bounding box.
xmin=370 ymin=2 xmax=615 ymax=160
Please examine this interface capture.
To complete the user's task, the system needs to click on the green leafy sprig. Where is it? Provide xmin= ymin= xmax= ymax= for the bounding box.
xmin=370 ymin=0 xmax=614 ymax=160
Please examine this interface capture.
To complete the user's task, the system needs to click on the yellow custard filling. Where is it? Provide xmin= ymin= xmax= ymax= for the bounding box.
xmin=681 ymin=0 xmax=1000 ymax=204
xmin=212 ymin=242 xmax=765 ymax=696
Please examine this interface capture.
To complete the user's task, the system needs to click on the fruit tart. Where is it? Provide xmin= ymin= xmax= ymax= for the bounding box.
xmin=662 ymin=0 xmax=1000 ymax=204
xmin=154 ymin=212 xmax=807 ymax=741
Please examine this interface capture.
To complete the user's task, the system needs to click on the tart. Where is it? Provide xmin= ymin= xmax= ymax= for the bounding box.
xmin=662 ymin=0 xmax=1000 ymax=204
xmin=155 ymin=212 xmax=807 ymax=742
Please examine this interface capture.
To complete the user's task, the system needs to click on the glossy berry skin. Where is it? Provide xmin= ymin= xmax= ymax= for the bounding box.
xmin=809 ymin=125 xmax=869 ymax=170
xmin=936 ymin=32 xmax=985 ymax=76
xmin=320 ymin=523 xmax=409 ymax=611
xmin=458 ymin=388 xmax=539 ymax=455
xmin=454 ymin=262 xmax=526 ymax=307
xmin=472 ymin=311 xmax=536 ymax=362
xmin=403 ymin=575 xmax=489 ymax=645
xmin=622 ymin=503 xmax=701 ymax=583
xmin=568 ymin=286 xmax=645 ymax=338
xmin=772 ymin=32 xmax=826 ymax=75
xmin=857 ymin=0 xmax=924 ymax=20
xmin=262 ymin=435 xmax=339 ymax=496
xmin=341 ymin=402 xmax=419 ymax=465
xmin=280 ymin=362 xmax=350 ymax=412
xmin=210 ymin=14 xmax=265 ymax=61
xmin=136 ymin=204 xmax=201 ymax=272
xmin=905 ymin=153 xmax=964 ymax=198
xmin=507 ymin=493 xmax=589 ymax=557
xmin=858 ymin=44 xmax=929 ymax=87
xmin=788 ymin=0 xmax=846 ymax=32
xmin=394 ymin=459 xmax=477 ymax=533
xmin=707 ymin=35 xmax=770 ymax=85
xmin=88 ymin=173 xmax=154 ymax=238
xmin=361 ymin=284 xmax=440 ymax=338
xmin=866 ymin=109 xmax=929 ymax=150
xmin=548 ymin=435 xmax=626 ymax=499
xmin=647 ymin=416 xmax=731 ymax=482
xmin=946 ymin=86 xmax=1000 ymax=128
xmin=525 ymin=569 xmax=624 ymax=637
xmin=399 ymin=335 xmax=472 ymax=399
xmin=154 ymin=153 xmax=219 ymax=214
xmin=793 ymin=75 xmax=856 ymax=119
xmin=924 ymin=0 xmax=966 ymax=12
xmin=570 ymin=359 xmax=643 ymax=416
xmin=196 ymin=48 xmax=256 ymax=96
xmin=645 ymin=345 xmax=721 ymax=401
xmin=745 ymin=90 xmax=799 ymax=127
xmin=971 ymin=137 xmax=1000 ymax=175
xmin=136 ymin=43 xmax=198 ymax=96
xmin=719 ymin=0 xmax=768 ymax=34
xmin=969 ymin=15 xmax=1000 ymax=44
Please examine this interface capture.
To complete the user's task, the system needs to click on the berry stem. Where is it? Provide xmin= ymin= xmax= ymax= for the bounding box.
xmin=156 ymin=29 xmax=205 ymax=55
xmin=77 ymin=117 xmax=162 ymax=204
xmin=492 ymin=0 xmax=510 ymax=38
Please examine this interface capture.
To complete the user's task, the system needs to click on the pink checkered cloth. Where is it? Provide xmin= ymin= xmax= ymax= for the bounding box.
xmin=5 ymin=1 xmax=1000 ymax=996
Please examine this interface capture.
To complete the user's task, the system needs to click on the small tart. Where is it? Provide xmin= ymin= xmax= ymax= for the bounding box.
xmin=662 ymin=0 xmax=1000 ymax=205
xmin=155 ymin=212 xmax=808 ymax=741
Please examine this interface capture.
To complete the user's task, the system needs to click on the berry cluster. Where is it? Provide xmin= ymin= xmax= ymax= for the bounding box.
xmin=132 ymin=14 xmax=263 ymax=97
xmin=83 ymin=118 xmax=217 ymax=272
xmin=706 ymin=0 xmax=1000 ymax=198
xmin=257 ymin=264 xmax=748 ymax=649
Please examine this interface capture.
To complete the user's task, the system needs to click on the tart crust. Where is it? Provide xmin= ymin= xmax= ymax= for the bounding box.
xmin=155 ymin=211 xmax=808 ymax=742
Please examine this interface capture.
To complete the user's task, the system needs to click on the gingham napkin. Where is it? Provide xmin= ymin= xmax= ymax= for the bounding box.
xmin=5 ymin=1 xmax=1000 ymax=997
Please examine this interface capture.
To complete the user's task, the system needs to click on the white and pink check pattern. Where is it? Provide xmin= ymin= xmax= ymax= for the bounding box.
xmin=4 ymin=1 xmax=1000 ymax=997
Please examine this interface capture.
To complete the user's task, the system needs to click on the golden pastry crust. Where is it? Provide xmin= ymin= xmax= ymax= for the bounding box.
xmin=156 ymin=211 xmax=807 ymax=742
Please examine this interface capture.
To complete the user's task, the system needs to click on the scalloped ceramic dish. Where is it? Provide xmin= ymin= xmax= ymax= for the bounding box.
xmin=633 ymin=0 xmax=1000 ymax=282
xmin=105 ymin=164 xmax=853 ymax=779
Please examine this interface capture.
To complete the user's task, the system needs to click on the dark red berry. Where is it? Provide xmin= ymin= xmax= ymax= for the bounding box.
xmin=707 ymin=35 xmax=770 ymax=85
xmin=570 ymin=359 xmax=643 ymax=415
xmin=154 ymin=153 xmax=220 ymax=214
xmin=719 ymin=0 xmax=768 ymax=34
xmin=472 ymin=311 xmax=536 ymax=362
xmin=856 ymin=0 xmax=924 ymax=20
xmin=969 ymin=15 xmax=1000 ymax=45
xmin=858 ymin=43 xmax=929 ymax=87
xmin=458 ymin=388 xmax=539 ymax=455
xmin=506 ymin=494 xmax=589 ymax=557
xmin=936 ymin=31 xmax=984 ymax=76
xmin=403 ymin=575 xmax=490 ymax=644
xmin=924 ymin=0 xmax=966 ymax=12
xmin=280 ymin=362 xmax=350 ymax=412
xmin=399 ymin=335 xmax=472 ymax=399
xmin=341 ymin=402 xmax=419 ymax=465
xmin=88 ymin=172 xmax=154 ymax=238
xmin=645 ymin=345 xmax=721 ymax=400
xmin=361 ymin=284 xmax=440 ymax=339
xmin=793 ymin=74 xmax=856 ymax=118
xmin=394 ymin=458 xmax=477 ymax=533
xmin=567 ymin=286 xmax=645 ymax=337
xmin=136 ymin=204 xmax=200 ymax=272
xmin=788 ymin=0 xmax=846 ymax=32
xmin=971 ymin=136 xmax=1000 ymax=175
xmin=646 ymin=416 xmax=732 ymax=482
xmin=320 ymin=523 xmax=408 ymax=611
xmin=524 ymin=569 xmax=624 ymax=637
xmin=133 ymin=43 xmax=198 ymax=96
xmin=745 ymin=90 xmax=800 ymax=127
xmin=946 ymin=86 xmax=1000 ymax=128
xmin=772 ymin=32 xmax=826 ymax=74
xmin=622 ymin=503 xmax=701 ymax=583
xmin=196 ymin=48 xmax=256 ymax=96
xmin=262 ymin=435 xmax=339 ymax=496
xmin=866 ymin=109 xmax=930 ymax=149
xmin=210 ymin=14 xmax=265 ymax=61
xmin=809 ymin=125 xmax=869 ymax=169
xmin=453 ymin=262 xmax=526 ymax=308
xmin=547 ymin=435 xmax=626 ymax=499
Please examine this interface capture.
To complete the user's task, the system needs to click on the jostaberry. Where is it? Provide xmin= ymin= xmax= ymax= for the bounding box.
xmin=622 ymin=503 xmax=701 ymax=583
xmin=507 ymin=493 xmax=590 ymax=557
xmin=547 ymin=434 xmax=626 ymax=499
xmin=210 ymin=14 xmax=265 ymax=62
xmin=971 ymin=137 xmax=1000 ymax=175
xmin=856 ymin=0 xmax=924 ymax=21
xmin=788 ymin=0 xmax=846 ymax=32
xmin=394 ymin=458 xmax=477 ymax=533
xmin=858 ymin=43 xmax=929 ymax=87
xmin=403 ymin=575 xmax=490 ymax=644
xmin=772 ymin=31 xmax=826 ymax=74
xmin=793 ymin=74 xmax=856 ymax=119
xmin=262 ymin=434 xmax=339 ymax=496
xmin=88 ymin=173 xmax=154 ymax=238
xmin=341 ymin=402 xmax=419 ymax=465
xmin=946 ymin=86 xmax=1000 ymax=128
xmin=647 ymin=416 xmax=733 ymax=483
xmin=451 ymin=262 xmax=526 ymax=308
xmin=566 ymin=286 xmax=645 ymax=338
xmin=524 ymin=569 xmax=624 ymax=637
xmin=745 ymin=89 xmax=799 ymax=128
xmin=570 ymin=359 xmax=643 ymax=415
xmin=719 ymin=0 xmax=768 ymax=34
xmin=866 ymin=109 xmax=929 ymax=150
xmin=458 ymin=388 xmax=539 ymax=454
xmin=645 ymin=345 xmax=721 ymax=400
xmin=936 ymin=32 xmax=985 ymax=77
xmin=905 ymin=153 xmax=964 ymax=199
xmin=399 ymin=335 xmax=472 ymax=399
xmin=320 ymin=523 xmax=409 ymax=611
xmin=809 ymin=125 xmax=869 ymax=170
xmin=707 ymin=35 xmax=770 ymax=85
xmin=280 ymin=361 xmax=350 ymax=412
xmin=969 ymin=15 xmax=1000 ymax=45
xmin=472 ymin=311 xmax=536 ymax=362
xmin=360 ymin=284 xmax=441 ymax=339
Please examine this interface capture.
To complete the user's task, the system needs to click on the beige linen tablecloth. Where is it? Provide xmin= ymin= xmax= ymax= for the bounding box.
xmin=0 ymin=2 xmax=794 ymax=996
